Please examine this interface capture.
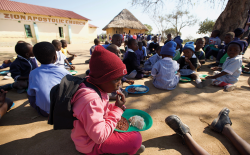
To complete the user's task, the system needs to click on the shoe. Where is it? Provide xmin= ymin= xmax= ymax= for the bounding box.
xmin=135 ymin=145 xmax=145 ymax=154
xmin=0 ymin=84 xmax=12 ymax=91
xmin=210 ymin=108 xmax=232 ymax=133
xmin=224 ymin=84 xmax=236 ymax=92
xmin=165 ymin=115 xmax=191 ymax=137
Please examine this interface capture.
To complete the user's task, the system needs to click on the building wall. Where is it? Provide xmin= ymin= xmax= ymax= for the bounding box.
xmin=105 ymin=28 xmax=146 ymax=38
xmin=0 ymin=10 xmax=97 ymax=46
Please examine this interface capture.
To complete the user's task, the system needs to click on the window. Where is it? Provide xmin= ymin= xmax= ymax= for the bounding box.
xmin=59 ymin=27 xmax=64 ymax=38
xmin=24 ymin=25 xmax=33 ymax=38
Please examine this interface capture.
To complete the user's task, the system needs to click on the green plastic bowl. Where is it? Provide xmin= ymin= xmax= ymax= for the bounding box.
xmin=115 ymin=109 xmax=153 ymax=132
xmin=199 ymin=74 xmax=208 ymax=81
xmin=179 ymin=76 xmax=191 ymax=82
xmin=69 ymin=70 xmax=78 ymax=75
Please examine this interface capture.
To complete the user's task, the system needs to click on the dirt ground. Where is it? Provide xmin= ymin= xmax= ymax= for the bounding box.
xmin=0 ymin=43 xmax=250 ymax=155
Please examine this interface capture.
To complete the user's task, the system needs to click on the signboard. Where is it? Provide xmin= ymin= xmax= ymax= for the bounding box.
xmin=0 ymin=13 xmax=86 ymax=25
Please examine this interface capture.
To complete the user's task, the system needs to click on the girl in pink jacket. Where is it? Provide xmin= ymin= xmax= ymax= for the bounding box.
xmin=70 ymin=45 xmax=144 ymax=155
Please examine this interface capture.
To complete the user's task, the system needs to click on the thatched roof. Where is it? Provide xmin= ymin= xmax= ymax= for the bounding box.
xmin=102 ymin=9 xmax=148 ymax=31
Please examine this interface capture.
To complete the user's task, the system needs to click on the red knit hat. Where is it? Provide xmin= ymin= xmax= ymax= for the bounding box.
xmin=88 ymin=45 xmax=127 ymax=84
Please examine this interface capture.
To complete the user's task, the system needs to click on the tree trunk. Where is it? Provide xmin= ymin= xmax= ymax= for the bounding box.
xmin=213 ymin=0 xmax=250 ymax=40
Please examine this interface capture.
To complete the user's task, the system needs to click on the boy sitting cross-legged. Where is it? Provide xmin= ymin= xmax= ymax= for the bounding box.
xmin=27 ymin=42 xmax=69 ymax=117
xmin=9 ymin=42 xmax=38 ymax=93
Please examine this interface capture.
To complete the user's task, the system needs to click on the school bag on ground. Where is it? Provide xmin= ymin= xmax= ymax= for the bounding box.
xmin=48 ymin=74 xmax=102 ymax=130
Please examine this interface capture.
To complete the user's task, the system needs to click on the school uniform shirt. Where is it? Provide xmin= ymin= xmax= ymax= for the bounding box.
xmin=27 ymin=64 xmax=69 ymax=114
xmin=178 ymin=54 xmax=198 ymax=70
xmin=102 ymin=44 xmax=111 ymax=49
xmin=151 ymin=57 xmax=180 ymax=90
xmin=216 ymin=55 xmax=242 ymax=84
xmin=209 ymin=37 xmax=221 ymax=45
xmin=10 ymin=55 xmax=38 ymax=81
xmin=54 ymin=50 xmax=67 ymax=67
xmin=195 ymin=49 xmax=205 ymax=60
xmin=123 ymin=48 xmax=145 ymax=74
xmin=142 ymin=46 xmax=147 ymax=57
xmin=144 ymin=53 xmax=162 ymax=67
xmin=90 ymin=45 xmax=97 ymax=55
xmin=135 ymin=49 xmax=144 ymax=66
xmin=61 ymin=47 xmax=68 ymax=57
xmin=147 ymin=40 xmax=152 ymax=48
xmin=148 ymin=42 xmax=159 ymax=53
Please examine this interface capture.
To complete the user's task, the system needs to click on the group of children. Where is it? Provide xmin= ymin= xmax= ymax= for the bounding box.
xmin=0 ymin=27 xmax=249 ymax=155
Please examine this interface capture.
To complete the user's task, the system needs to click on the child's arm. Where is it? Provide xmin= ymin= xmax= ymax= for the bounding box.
xmin=185 ymin=57 xmax=196 ymax=71
xmin=9 ymin=63 xmax=29 ymax=81
xmin=151 ymin=62 xmax=158 ymax=76
xmin=64 ymin=59 xmax=75 ymax=70
xmin=67 ymin=50 xmax=77 ymax=57
xmin=206 ymin=72 xmax=228 ymax=79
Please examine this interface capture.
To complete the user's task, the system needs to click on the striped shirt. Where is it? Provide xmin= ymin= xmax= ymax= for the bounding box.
xmin=151 ymin=57 xmax=180 ymax=90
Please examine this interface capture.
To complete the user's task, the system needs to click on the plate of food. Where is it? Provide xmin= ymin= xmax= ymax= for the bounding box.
xmin=199 ymin=74 xmax=208 ymax=80
xmin=0 ymin=70 xmax=10 ymax=75
xmin=115 ymin=109 xmax=153 ymax=132
xmin=179 ymin=76 xmax=191 ymax=82
xmin=69 ymin=70 xmax=78 ymax=75
xmin=125 ymin=85 xmax=149 ymax=94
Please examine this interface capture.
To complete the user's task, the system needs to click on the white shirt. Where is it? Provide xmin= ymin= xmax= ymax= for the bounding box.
xmin=54 ymin=50 xmax=66 ymax=67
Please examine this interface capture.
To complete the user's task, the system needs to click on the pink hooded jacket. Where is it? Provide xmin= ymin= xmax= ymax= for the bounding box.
xmin=70 ymin=83 xmax=123 ymax=154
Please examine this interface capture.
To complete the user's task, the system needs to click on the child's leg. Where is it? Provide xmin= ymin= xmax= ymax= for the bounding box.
xmin=166 ymin=115 xmax=210 ymax=155
xmin=12 ymin=80 xmax=28 ymax=90
xmin=0 ymin=99 xmax=13 ymax=119
xmin=211 ymin=108 xmax=250 ymax=155
xmin=184 ymin=133 xmax=210 ymax=155
xmin=222 ymin=124 xmax=250 ymax=155
xmin=67 ymin=56 xmax=75 ymax=63
xmin=88 ymin=131 xmax=142 ymax=155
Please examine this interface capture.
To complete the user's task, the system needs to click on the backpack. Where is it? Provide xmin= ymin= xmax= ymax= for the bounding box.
xmin=48 ymin=74 xmax=102 ymax=130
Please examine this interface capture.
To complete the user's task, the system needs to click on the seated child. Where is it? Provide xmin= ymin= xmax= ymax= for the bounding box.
xmin=142 ymin=40 xmax=147 ymax=60
xmin=103 ymin=34 xmax=122 ymax=49
xmin=205 ymin=30 xmax=221 ymax=60
xmin=177 ymin=42 xmax=202 ymax=88
xmin=52 ymin=40 xmax=75 ymax=70
xmin=123 ymin=39 xmax=150 ymax=79
xmin=86 ymin=38 xmax=100 ymax=64
xmin=60 ymin=40 xmax=77 ymax=63
xmin=194 ymin=38 xmax=206 ymax=68
xmin=144 ymin=46 xmax=162 ymax=71
xmin=28 ymin=42 xmax=69 ymax=117
xmin=135 ymin=42 xmax=144 ymax=66
xmin=173 ymin=36 xmax=183 ymax=60
xmin=0 ymin=41 xmax=24 ymax=70
xmin=9 ymin=42 xmax=38 ymax=93
xmin=148 ymin=36 xmax=159 ymax=54
xmin=70 ymin=45 xmax=144 ymax=155
xmin=0 ymin=89 xmax=14 ymax=119
xmin=233 ymin=28 xmax=244 ymax=41
xmin=203 ymin=36 xmax=210 ymax=54
xmin=152 ymin=41 xmax=181 ymax=90
xmin=106 ymin=44 xmax=134 ymax=100
xmin=211 ymin=32 xmax=235 ymax=67
xmin=164 ymin=33 xmax=173 ymax=45
xmin=201 ymin=40 xmax=244 ymax=91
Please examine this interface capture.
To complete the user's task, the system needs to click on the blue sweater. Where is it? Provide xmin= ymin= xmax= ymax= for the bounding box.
xmin=10 ymin=55 xmax=38 ymax=81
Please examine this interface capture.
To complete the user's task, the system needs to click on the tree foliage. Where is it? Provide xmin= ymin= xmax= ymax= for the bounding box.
xmin=165 ymin=10 xmax=198 ymax=36
xmin=164 ymin=28 xmax=181 ymax=38
xmin=144 ymin=24 xmax=153 ymax=34
xmin=197 ymin=18 xmax=215 ymax=35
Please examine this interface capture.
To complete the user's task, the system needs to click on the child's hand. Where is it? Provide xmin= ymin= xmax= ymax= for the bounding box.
xmin=0 ymin=89 xmax=7 ymax=105
xmin=211 ymin=67 xmax=219 ymax=71
xmin=126 ymin=80 xmax=134 ymax=85
xmin=205 ymin=76 xmax=215 ymax=79
xmin=115 ymin=90 xmax=126 ymax=109
xmin=185 ymin=57 xmax=191 ymax=63
xmin=74 ymin=54 xmax=77 ymax=57
xmin=3 ymin=60 xmax=10 ymax=64
xmin=70 ymin=65 xmax=75 ymax=70
xmin=214 ymin=45 xmax=218 ymax=48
